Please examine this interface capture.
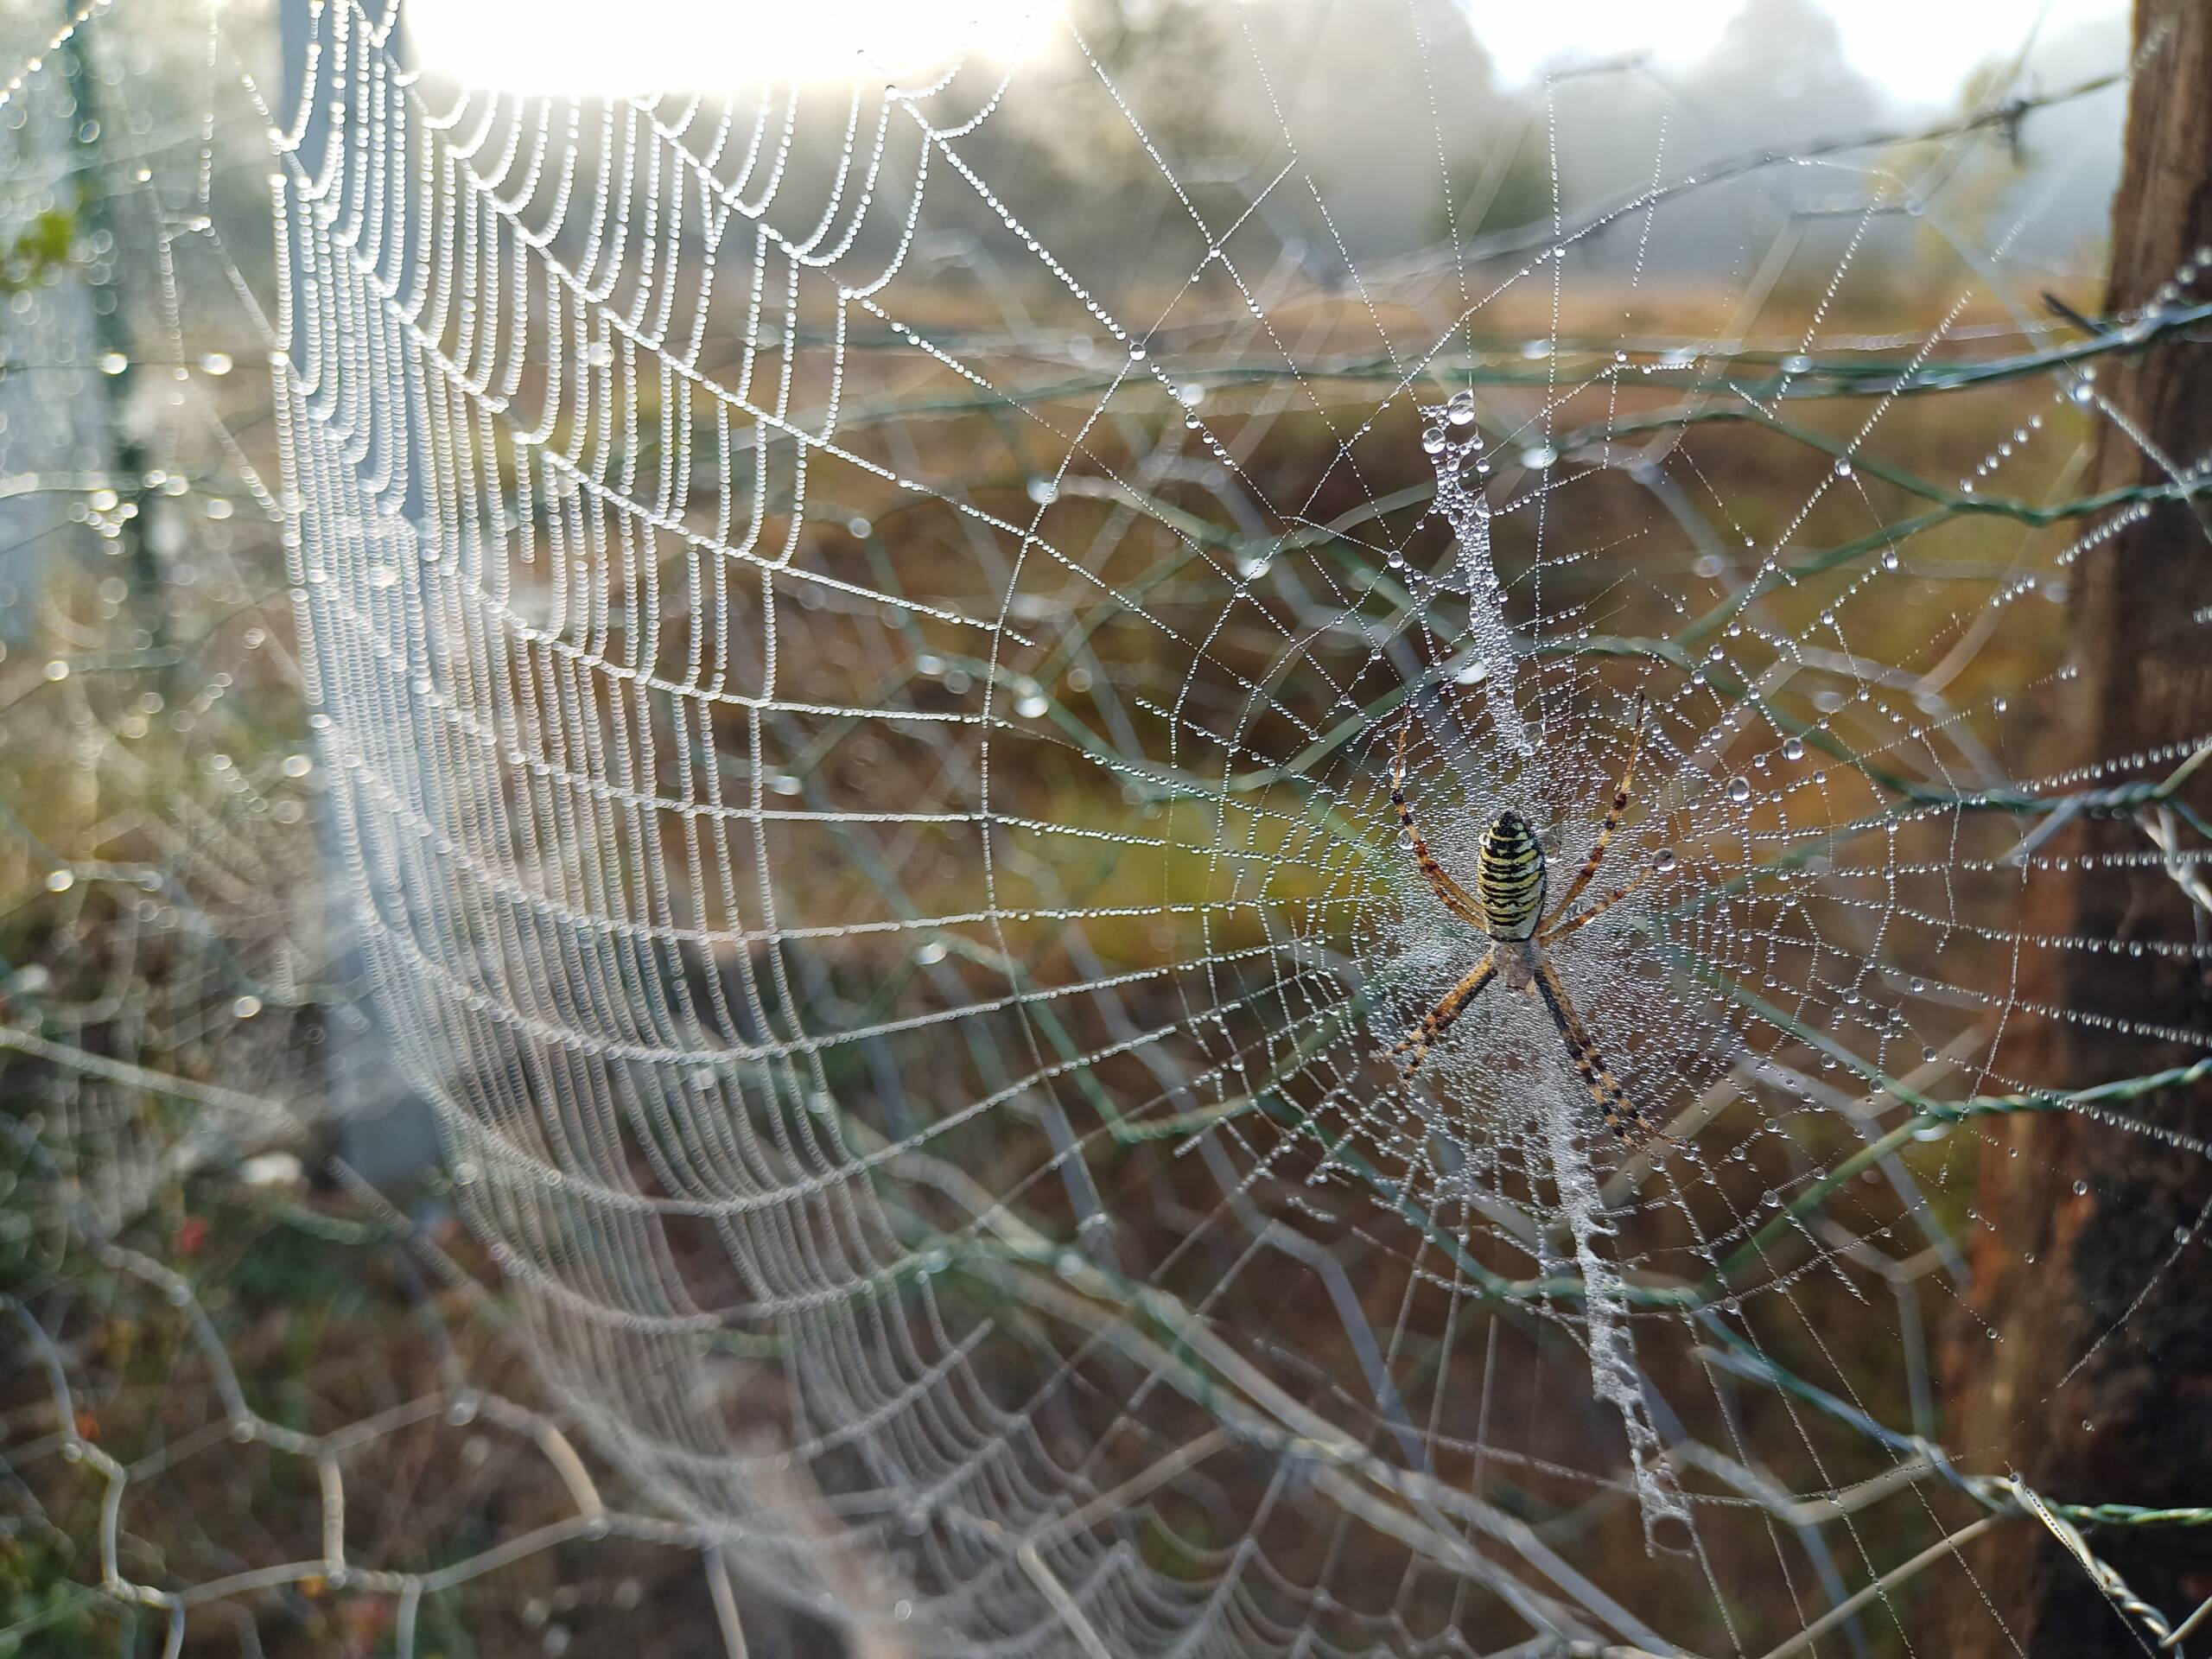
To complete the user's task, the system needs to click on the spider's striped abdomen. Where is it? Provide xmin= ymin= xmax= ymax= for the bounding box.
xmin=1477 ymin=810 xmax=1547 ymax=941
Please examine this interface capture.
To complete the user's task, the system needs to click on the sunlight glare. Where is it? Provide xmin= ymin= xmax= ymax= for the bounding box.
xmin=405 ymin=0 xmax=1060 ymax=92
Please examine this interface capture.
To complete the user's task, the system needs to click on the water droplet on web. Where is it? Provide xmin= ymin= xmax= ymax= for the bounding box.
xmin=1652 ymin=849 xmax=1676 ymax=874
xmin=1728 ymin=777 xmax=1751 ymax=804
xmin=1782 ymin=354 xmax=1813 ymax=374
xmin=1833 ymin=459 xmax=1853 ymax=479
xmin=1446 ymin=391 xmax=1476 ymax=428
xmin=1782 ymin=737 xmax=1805 ymax=763
xmin=1421 ymin=426 xmax=1446 ymax=454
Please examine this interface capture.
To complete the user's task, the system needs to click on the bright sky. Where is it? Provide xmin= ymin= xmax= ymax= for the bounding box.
xmin=1474 ymin=0 xmax=2127 ymax=104
xmin=405 ymin=0 xmax=2128 ymax=105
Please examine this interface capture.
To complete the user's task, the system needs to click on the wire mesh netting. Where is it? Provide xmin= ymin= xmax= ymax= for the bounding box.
xmin=4 ymin=1 xmax=2211 ymax=1655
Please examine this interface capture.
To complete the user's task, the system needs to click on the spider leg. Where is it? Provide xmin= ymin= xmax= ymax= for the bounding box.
xmin=1390 ymin=949 xmax=1498 ymax=1077
xmin=1541 ymin=690 xmax=1647 ymax=931
xmin=1536 ymin=868 xmax=1650 ymax=945
xmin=1392 ymin=718 xmax=1490 ymax=931
xmin=1529 ymin=954 xmax=1658 ymax=1145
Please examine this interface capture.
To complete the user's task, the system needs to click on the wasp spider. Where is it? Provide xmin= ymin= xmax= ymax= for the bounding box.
xmin=1387 ymin=694 xmax=1660 ymax=1144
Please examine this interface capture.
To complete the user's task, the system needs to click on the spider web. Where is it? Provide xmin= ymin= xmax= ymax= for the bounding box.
xmin=7 ymin=0 xmax=2212 ymax=1654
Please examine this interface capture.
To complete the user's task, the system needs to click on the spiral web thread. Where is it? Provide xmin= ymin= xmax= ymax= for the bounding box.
xmin=6 ymin=0 xmax=2212 ymax=1654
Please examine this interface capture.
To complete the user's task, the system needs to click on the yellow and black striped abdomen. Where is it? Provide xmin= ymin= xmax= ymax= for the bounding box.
xmin=1476 ymin=810 xmax=1547 ymax=940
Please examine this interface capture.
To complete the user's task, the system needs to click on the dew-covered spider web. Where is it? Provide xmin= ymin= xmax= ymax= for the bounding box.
xmin=7 ymin=0 xmax=2212 ymax=1654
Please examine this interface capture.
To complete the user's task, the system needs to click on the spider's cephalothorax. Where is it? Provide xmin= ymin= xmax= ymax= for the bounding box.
xmin=1386 ymin=696 xmax=1662 ymax=1144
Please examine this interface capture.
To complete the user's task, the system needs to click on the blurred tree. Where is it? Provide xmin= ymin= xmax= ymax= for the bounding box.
xmin=1944 ymin=1 xmax=2212 ymax=1654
